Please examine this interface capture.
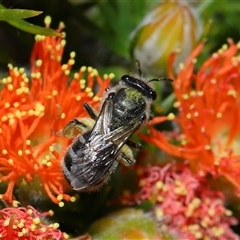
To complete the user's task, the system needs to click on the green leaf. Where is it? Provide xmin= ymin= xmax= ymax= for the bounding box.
xmin=0 ymin=9 xmax=42 ymax=21
xmin=0 ymin=4 xmax=61 ymax=37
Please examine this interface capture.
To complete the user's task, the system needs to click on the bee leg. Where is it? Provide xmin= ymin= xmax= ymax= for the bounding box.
xmin=57 ymin=118 xmax=95 ymax=139
xmin=118 ymin=144 xmax=136 ymax=167
xmin=83 ymin=103 xmax=98 ymax=120
xmin=126 ymin=140 xmax=142 ymax=150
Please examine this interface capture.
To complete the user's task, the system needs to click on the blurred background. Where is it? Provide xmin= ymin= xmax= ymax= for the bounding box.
xmin=1 ymin=0 xmax=240 ymax=77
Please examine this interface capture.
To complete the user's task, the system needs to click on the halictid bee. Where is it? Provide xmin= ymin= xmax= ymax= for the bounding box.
xmin=59 ymin=62 xmax=172 ymax=191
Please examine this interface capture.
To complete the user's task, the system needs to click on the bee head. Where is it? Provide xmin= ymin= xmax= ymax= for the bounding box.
xmin=120 ymin=75 xmax=158 ymax=101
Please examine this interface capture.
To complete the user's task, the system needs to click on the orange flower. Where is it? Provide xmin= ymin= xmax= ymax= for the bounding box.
xmin=141 ymin=39 xmax=240 ymax=194
xmin=0 ymin=17 xmax=112 ymax=205
xmin=0 ymin=205 xmax=68 ymax=239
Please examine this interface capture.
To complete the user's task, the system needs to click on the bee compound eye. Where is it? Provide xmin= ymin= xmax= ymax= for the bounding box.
xmin=150 ymin=89 xmax=157 ymax=101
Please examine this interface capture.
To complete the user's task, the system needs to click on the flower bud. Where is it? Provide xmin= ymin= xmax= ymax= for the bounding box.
xmin=130 ymin=1 xmax=203 ymax=76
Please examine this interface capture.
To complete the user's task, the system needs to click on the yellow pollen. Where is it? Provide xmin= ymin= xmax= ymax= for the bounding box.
xmin=2 ymin=149 xmax=8 ymax=155
xmin=204 ymin=145 xmax=211 ymax=150
xmin=61 ymin=39 xmax=66 ymax=47
xmin=68 ymin=59 xmax=75 ymax=65
xmin=3 ymin=218 xmax=10 ymax=226
xmin=155 ymin=181 xmax=163 ymax=189
xmin=61 ymin=113 xmax=65 ymax=119
xmin=33 ymin=218 xmax=40 ymax=225
xmin=46 ymin=162 xmax=52 ymax=167
xmin=155 ymin=207 xmax=164 ymax=220
xmin=80 ymin=79 xmax=86 ymax=85
xmin=212 ymin=226 xmax=224 ymax=237
xmin=53 ymin=223 xmax=60 ymax=229
xmin=74 ymin=73 xmax=79 ymax=79
xmin=216 ymin=112 xmax=222 ymax=118
xmin=93 ymin=96 xmax=100 ymax=102
xmin=208 ymin=208 xmax=215 ymax=216
xmin=63 ymin=233 xmax=69 ymax=239
xmin=61 ymin=64 xmax=68 ymax=70
xmin=92 ymin=69 xmax=98 ymax=76
xmin=8 ymin=159 xmax=14 ymax=165
xmin=212 ymin=52 xmax=218 ymax=58
xmin=173 ymin=101 xmax=180 ymax=108
xmin=179 ymin=63 xmax=185 ymax=70
xmin=64 ymin=69 xmax=70 ymax=75
xmin=190 ymin=90 xmax=196 ymax=96
xmin=13 ymin=102 xmax=20 ymax=108
xmin=18 ymin=149 xmax=23 ymax=156
xmin=44 ymin=16 xmax=52 ymax=27
xmin=52 ymin=90 xmax=58 ymax=96
xmin=222 ymin=43 xmax=228 ymax=50
xmin=70 ymin=51 xmax=76 ymax=59
xmin=70 ymin=196 xmax=76 ymax=202
xmin=36 ymin=59 xmax=42 ymax=67
xmin=186 ymin=113 xmax=191 ymax=119
xmin=7 ymin=84 xmax=14 ymax=91
xmin=4 ymin=102 xmax=10 ymax=108
xmin=189 ymin=104 xmax=194 ymax=109
xmin=58 ymin=202 xmax=64 ymax=207
xmin=201 ymin=127 xmax=205 ymax=132
xmin=194 ymin=112 xmax=199 ymax=117
xmin=19 ymin=67 xmax=25 ymax=74
xmin=88 ymin=92 xmax=94 ymax=97
xmin=167 ymin=113 xmax=175 ymax=120
xmin=103 ymin=74 xmax=108 ymax=79
xmin=57 ymin=194 xmax=63 ymax=201
xmin=12 ymin=200 xmax=20 ymax=207
xmin=57 ymin=56 xmax=62 ymax=62
xmin=25 ymin=150 xmax=31 ymax=155
xmin=225 ymin=209 xmax=233 ymax=216
xmin=182 ymin=93 xmax=189 ymax=100
xmin=197 ymin=91 xmax=204 ymax=96
xmin=1 ymin=115 xmax=8 ymax=121
xmin=28 ymin=109 xmax=34 ymax=116
xmin=55 ymin=44 xmax=61 ymax=51
xmin=27 ymin=209 xmax=33 ymax=215
xmin=30 ymin=224 xmax=36 ymax=231
xmin=227 ymin=89 xmax=237 ymax=98
xmin=49 ymin=146 xmax=54 ymax=152
xmin=9 ymin=118 xmax=15 ymax=125
xmin=48 ymin=210 xmax=54 ymax=216
xmin=192 ymin=58 xmax=197 ymax=64
xmin=36 ymin=72 xmax=41 ymax=79
xmin=41 ymin=227 xmax=47 ymax=233
xmin=80 ymin=66 xmax=87 ymax=72
xmin=109 ymin=73 xmax=115 ymax=79
xmin=8 ymin=63 xmax=13 ymax=69
xmin=87 ymin=66 xmax=93 ymax=72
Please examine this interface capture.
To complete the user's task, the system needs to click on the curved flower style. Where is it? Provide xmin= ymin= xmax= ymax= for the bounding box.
xmin=121 ymin=164 xmax=239 ymax=240
xmin=0 ymin=17 xmax=112 ymax=205
xmin=0 ymin=205 xmax=67 ymax=239
xmin=141 ymin=39 xmax=240 ymax=195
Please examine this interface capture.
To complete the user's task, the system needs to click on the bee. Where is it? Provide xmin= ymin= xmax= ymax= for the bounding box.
xmin=59 ymin=63 xmax=172 ymax=191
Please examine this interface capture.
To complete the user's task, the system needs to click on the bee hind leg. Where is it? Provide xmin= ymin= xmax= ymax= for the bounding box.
xmin=126 ymin=140 xmax=142 ymax=150
xmin=118 ymin=144 xmax=136 ymax=167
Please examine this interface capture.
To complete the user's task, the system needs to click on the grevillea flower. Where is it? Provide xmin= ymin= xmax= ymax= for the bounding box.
xmin=0 ymin=16 xmax=112 ymax=205
xmin=130 ymin=0 xmax=202 ymax=75
xmin=120 ymin=164 xmax=239 ymax=240
xmin=0 ymin=205 xmax=67 ymax=239
xmin=141 ymin=39 xmax=240 ymax=195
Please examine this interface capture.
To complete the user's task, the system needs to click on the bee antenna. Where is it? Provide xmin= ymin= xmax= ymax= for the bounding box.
xmin=135 ymin=60 xmax=142 ymax=76
xmin=149 ymin=77 xmax=173 ymax=82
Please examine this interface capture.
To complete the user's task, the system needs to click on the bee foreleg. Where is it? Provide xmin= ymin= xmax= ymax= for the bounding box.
xmin=57 ymin=118 xmax=95 ymax=139
xmin=83 ymin=103 xmax=98 ymax=120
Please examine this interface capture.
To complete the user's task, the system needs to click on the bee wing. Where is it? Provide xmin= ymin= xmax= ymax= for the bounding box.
xmin=89 ymin=93 xmax=114 ymax=136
